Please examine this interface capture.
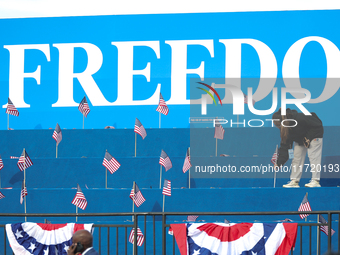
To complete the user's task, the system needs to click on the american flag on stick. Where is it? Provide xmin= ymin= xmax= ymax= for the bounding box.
xmin=0 ymin=154 xmax=3 ymax=170
xmin=214 ymin=118 xmax=225 ymax=140
xmin=102 ymin=151 xmax=121 ymax=174
xmin=71 ymin=184 xmax=88 ymax=210
xmin=17 ymin=149 xmax=33 ymax=172
xmin=134 ymin=118 xmax=147 ymax=139
xmin=319 ymin=215 xmax=335 ymax=236
xmin=159 ymin=150 xmax=172 ymax=171
xmin=20 ymin=180 xmax=27 ymax=204
xmin=129 ymin=227 xmax=145 ymax=246
xmin=243 ymin=92 xmax=256 ymax=105
xmin=52 ymin=123 xmax=62 ymax=146
xmin=187 ymin=215 xmax=199 ymax=222
xmin=129 ymin=183 xmax=146 ymax=207
xmin=271 ymin=145 xmax=278 ymax=165
xmin=156 ymin=93 xmax=169 ymax=115
xmin=0 ymin=191 xmax=5 ymax=200
xmin=162 ymin=179 xmax=171 ymax=196
xmin=78 ymin=96 xmax=90 ymax=117
xmin=6 ymin=98 xmax=19 ymax=117
xmin=182 ymin=148 xmax=191 ymax=173
xmin=298 ymin=194 xmax=312 ymax=219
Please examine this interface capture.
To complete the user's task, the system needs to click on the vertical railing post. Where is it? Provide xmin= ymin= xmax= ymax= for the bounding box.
xmin=98 ymin=226 xmax=101 ymax=255
xmin=328 ymin=212 xmax=332 ymax=252
xmin=300 ymin=225 xmax=303 ymax=255
xmin=107 ymin=227 xmax=110 ymax=255
xmin=338 ymin=213 xmax=340 ymax=253
xmin=162 ymin=213 xmax=166 ymax=255
xmin=144 ymin=215 xmax=147 ymax=255
xmin=153 ymin=215 xmax=156 ymax=255
xmin=134 ymin=214 xmax=138 ymax=255
xmin=4 ymin=227 xmax=6 ymax=255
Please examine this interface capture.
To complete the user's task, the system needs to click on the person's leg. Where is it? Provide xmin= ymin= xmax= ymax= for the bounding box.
xmin=305 ymin=138 xmax=323 ymax=187
xmin=290 ymin=143 xmax=307 ymax=181
xmin=283 ymin=143 xmax=307 ymax=187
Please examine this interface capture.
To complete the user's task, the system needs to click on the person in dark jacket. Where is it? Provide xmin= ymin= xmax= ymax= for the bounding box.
xmin=272 ymin=108 xmax=324 ymax=188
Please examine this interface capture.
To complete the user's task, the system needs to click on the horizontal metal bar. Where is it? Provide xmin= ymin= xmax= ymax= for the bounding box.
xmin=0 ymin=210 xmax=338 ymax=217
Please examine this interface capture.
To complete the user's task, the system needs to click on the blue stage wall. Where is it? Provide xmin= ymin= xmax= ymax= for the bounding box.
xmin=0 ymin=128 xmax=339 ymax=254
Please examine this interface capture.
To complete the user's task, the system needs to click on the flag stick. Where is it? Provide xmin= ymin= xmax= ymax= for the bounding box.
xmin=215 ymin=138 xmax=217 ymax=157
xmin=159 ymin=165 xmax=162 ymax=189
xmin=56 ymin=144 xmax=58 ymax=158
xmin=7 ymin=113 xmax=9 ymax=130
xmin=24 ymin=148 xmax=26 ymax=183
xmin=162 ymin=194 xmax=165 ymax=212
xmin=105 ymin=149 xmax=108 ymax=189
xmin=273 ymin=145 xmax=278 ymax=188
xmin=132 ymin=181 xmax=135 ymax=222
xmin=135 ymin=133 xmax=137 ymax=157
xmin=188 ymin=147 xmax=191 ymax=189
xmin=159 ymin=112 xmax=161 ymax=129
xmin=105 ymin=168 xmax=108 ymax=189
xmin=0 ymin=173 xmax=1 ymax=189
xmin=305 ymin=192 xmax=308 ymax=222
xmin=316 ymin=214 xmax=320 ymax=255
xmin=24 ymin=148 xmax=27 ymax=222
xmin=76 ymin=206 xmax=78 ymax=222
xmin=83 ymin=114 xmax=85 ymax=129
xmin=24 ymin=195 xmax=27 ymax=222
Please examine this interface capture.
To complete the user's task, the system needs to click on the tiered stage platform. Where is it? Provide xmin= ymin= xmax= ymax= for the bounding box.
xmin=0 ymin=128 xmax=339 ymax=254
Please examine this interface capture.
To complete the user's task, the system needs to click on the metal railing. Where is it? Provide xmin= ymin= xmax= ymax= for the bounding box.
xmin=0 ymin=211 xmax=339 ymax=255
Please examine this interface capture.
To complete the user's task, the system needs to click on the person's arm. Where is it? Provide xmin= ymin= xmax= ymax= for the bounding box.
xmin=276 ymin=139 xmax=293 ymax=167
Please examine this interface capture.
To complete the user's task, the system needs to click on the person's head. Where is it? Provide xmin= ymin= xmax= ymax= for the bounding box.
xmin=72 ymin=230 xmax=93 ymax=252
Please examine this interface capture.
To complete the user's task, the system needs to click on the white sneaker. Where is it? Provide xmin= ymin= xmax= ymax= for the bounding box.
xmin=283 ymin=180 xmax=300 ymax=188
xmin=305 ymin=180 xmax=321 ymax=188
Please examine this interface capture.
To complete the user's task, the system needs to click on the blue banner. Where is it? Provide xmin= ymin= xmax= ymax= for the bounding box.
xmin=0 ymin=10 xmax=339 ymax=130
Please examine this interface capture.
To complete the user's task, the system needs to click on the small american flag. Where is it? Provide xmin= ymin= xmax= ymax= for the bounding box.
xmin=78 ymin=96 xmax=90 ymax=117
xmin=129 ymin=183 xmax=146 ymax=207
xmin=182 ymin=148 xmax=191 ymax=173
xmin=20 ymin=180 xmax=27 ymax=204
xmin=214 ymin=118 xmax=225 ymax=140
xmin=17 ymin=150 xmax=33 ymax=172
xmin=134 ymin=118 xmax=147 ymax=139
xmin=52 ymin=123 xmax=62 ymax=146
xmin=271 ymin=145 xmax=278 ymax=165
xmin=162 ymin=179 xmax=171 ymax=196
xmin=0 ymin=191 xmax=5 ymax=200
xmin=298 ymin=194 xmax=312 ymax=219
xmin=71 ymin=184 xmax=88 ymax=210
xmin=129 ymin=227 xmax=145 ymax=246
xmin=319 ymin=214 xmax=335 ymax=236
xmin=243 ymin=92 xmax=256 ymax=105
xmin=159 ymin=150 xmax=172 ymax=171
xmin=102 ymin=151 xmax=121 ymax=174
xmin=0 ymin=154 xmax=3 ymax=170
xmin=156 ymin=93 xmax=169 ymax=115
xmin=6 ymin=98 xmax=19 ymax=117
xmin=187 ymin=215 xmax=199 ymax=222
